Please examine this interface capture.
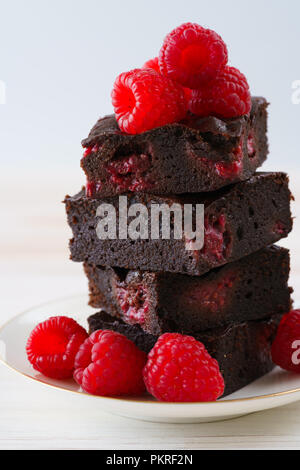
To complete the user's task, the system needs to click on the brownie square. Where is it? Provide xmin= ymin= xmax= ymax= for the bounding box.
xmin=84 ymin=246 xmax=291 ymax=334
xmin=81 ymin=97 xmax=268 ymax=197
xmin=65 ymin=172 xmax=292 ymax=276
xmin=87 ymin=311 xmax=281 ymax=397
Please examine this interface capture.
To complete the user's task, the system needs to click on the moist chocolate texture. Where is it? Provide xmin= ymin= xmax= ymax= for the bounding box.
xmin=87 ymin=310 xmax=282 ymax=397
xmin=81 ymin=97 xmax=268 ymax=197
xmin=83 ymin=246 xmax=292 ymax=335
xmin=65 ymin=172 xmax=292 ymax=276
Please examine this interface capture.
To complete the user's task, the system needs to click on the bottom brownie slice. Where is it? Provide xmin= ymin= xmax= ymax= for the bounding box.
xmin=88 ymin=311 xmax=281 ymax=397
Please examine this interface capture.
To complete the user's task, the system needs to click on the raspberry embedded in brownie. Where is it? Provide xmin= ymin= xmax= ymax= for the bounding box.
xmin=200 ymin=214 xmax=230 ymax=262
xmin=179 ymin=272 xmax=236 ymax=313
xmin=247 ymin=133 xmax=256 ymax=158
xmin=117 ymin=284 xmax=149 ymax=325
xmin=215 ymin=142 xmax=244 ymax=178
xmin=81 ymin=97 xmax=269 ymax=197
xmin=273 ymin=221 xmax=288 ymax=235
xmin=105 ymin=153 xmax=154 ymax=192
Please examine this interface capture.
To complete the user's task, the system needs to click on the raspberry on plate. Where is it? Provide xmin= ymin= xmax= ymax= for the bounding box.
xmin=189 ymin=66 xmax=251 ymax=118
xmin=74 ymin=329 xmax=147 ymax=396
xmin=26 ymin=316 xmax=88 ymax=379
xmin=159 ymin=22 xmax=228 ymax=88
xmin=111 ymin=68 xmax=187 ymax=134
xmin=143 ymin=333 xmax=225 ymax=402
xmin=272 ymin=310 xmax=300 ymax=373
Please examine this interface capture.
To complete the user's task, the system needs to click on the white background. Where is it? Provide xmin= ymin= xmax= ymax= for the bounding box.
xmin=1 ymin=0 xmax=300 ymax=450
xmin=1 ymin=0 xmax=300 ymax=172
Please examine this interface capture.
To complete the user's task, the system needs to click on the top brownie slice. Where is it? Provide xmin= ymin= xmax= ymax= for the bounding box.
xmin=81 ymin=97 xmax=268 ymax=197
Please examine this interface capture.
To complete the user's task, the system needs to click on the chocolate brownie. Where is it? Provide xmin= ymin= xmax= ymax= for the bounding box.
xmin=87 ymin=311 xmax=281 ymax=397
xmin=65 ymin=172 xmax=292 ymax=276
xmin=83 ymin=246 xmax=291 ymax=334
xmin=81 ymin=97 xmax=268 ymax=197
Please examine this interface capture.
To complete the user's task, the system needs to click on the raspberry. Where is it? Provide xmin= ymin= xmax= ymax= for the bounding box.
xmin=189 ymin=66 xmax=251 ymax=118
xmin=106 ymin=153 xmax=153 ymax=192
xmin=143 ymin=333 xmax=224 ymax=402
xmin=117 ymin=284 xmax=149 ymax=325
xmin=111 ymin=68 xmax=187 ymax=134
xmin=74 ymin=330 xmax=147 ymax=396
xmin=159 ymin=23 xmax=228 ymax=88
xmin=142 ymin=57 xmax=191 ymax=104
xmin=26 ymin=316 xmax=88 ymax=379
xmin=142 ymin=57 xmax=160 ymax=73
xmin=183 ymin=86 xmax=192 ymax=103
xmin=272 ymin=310 xmax=300 ymax=373
xmin=201 ymin=214 xmax=228 ymax=262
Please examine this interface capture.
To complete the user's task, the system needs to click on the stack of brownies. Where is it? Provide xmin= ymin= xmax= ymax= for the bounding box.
xmin=65 ymin=96 xmax=293 ymax=397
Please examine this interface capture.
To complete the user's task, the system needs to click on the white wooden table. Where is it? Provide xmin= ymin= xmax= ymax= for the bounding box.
xmin=1 ymin=171 xmax=300 ymax=450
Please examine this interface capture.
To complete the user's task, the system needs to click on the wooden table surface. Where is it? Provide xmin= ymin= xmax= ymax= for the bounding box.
xmin=1 ymin=170 xmax=300 ymax=450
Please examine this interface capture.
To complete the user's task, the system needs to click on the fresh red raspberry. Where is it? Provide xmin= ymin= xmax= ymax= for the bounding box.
xmin=189 ymin=66 xmax=251 ymax=118
xmin=159 ymin=23 xmax=228 ymax=88
xmin=143 ymin=333 xmax=224 ymax=402
xmin=74 ymin=330 xmax=147 ymax=396
xmin=26 ymin=316 xmax=88 ymax=379
xmin=183 ymin=86 xmax=192 ymax=103
xmin=111 ymin=68 xmax=187 ymax=134
xmin=142 ymin=57 xmax=191 ymax=104
xmin=272 ymin=310 xmax=300 ymax=373
xmin=142 ymin=57 xmax=160 ymax=73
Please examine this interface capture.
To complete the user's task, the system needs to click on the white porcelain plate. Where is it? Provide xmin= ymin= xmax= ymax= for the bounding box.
xmin=1 ymin=294 xmax=300 ymax=423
